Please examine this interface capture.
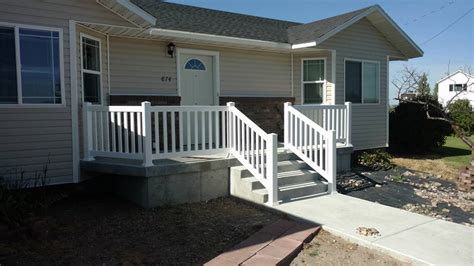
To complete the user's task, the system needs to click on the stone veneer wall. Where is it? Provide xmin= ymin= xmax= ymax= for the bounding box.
xmin=220 ymin=97 xmax=295 ymax=140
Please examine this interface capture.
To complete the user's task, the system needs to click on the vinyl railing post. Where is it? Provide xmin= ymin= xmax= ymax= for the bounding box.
xmin=345 ymin=102 xmax=352 ymax=146
xmin=226 ymin=102 xmax=235 ymax=151
xmin=284 ymin=102 xmax=291 ymax=149
xmin=327 ymin=130 xmax=337 ymax=194
xmin=83 ymin=102 xmax=94 ymax=161
xmin=142 ymin=101 xmax=153 ymax=167
xmin=266 ymin=133 xmax=279 ymax=206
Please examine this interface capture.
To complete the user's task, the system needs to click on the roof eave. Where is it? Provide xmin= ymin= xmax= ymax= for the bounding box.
xmin=149 ymin=28 xmax=292 ymax=51
xmin=97 ymin=0 xmax=156 ymax=28
xmin=291 ymin=5 xmax=424 ymax=58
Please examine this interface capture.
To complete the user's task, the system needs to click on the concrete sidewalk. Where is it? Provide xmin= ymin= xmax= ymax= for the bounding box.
xmin=273 ymin=194 xmax=474 ymax=265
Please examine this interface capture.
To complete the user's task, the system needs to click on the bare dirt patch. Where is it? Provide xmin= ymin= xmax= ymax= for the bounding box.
xmin=0 ymin=193 xmax=281 ymax=265
xmin=291 ymin=230 xmax=408 ymax=266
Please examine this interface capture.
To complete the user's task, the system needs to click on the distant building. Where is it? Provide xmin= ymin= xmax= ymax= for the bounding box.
xmin=437 ymin=70 xmax=474 ymax=109
xmin=400 ymin=91 xmax=417 ymax=101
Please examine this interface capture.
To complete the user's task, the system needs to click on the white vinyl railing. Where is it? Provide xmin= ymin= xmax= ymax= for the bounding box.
xmin=83 ymin=103 xmax=145 ymax=161
xmin=227 ymin=102 xmax=278 ymax=206
xmin=293 ymin=102 xmax=352 ymax=146
xmin=284 ymin=102 xmax=337 ymax=193
xmin=149 ymin=105 xmax=229 ymax=160
xmin=83 ymin=101 xmax=278 ymax=205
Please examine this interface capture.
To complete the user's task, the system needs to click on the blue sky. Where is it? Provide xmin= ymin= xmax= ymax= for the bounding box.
xmin=170 ymin=0 xmax=473 ymax=104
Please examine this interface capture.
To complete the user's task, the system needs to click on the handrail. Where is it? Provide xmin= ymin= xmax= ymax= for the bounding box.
xmin=293 ymin=102 xmax=352 ymax=146
xmin=227 ymin=102 xmax=278 ymax=206
xmin=284 ymin=102 xmax=337 ymax=193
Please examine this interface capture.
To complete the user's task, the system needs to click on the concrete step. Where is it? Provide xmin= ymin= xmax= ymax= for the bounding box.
xmin=244 ymin=169 xmax=322 ymax=190
xmin=231 ymin=160 xmax=310 ymax=179
xmin=254 ymin=180 xmax=328 ymax=203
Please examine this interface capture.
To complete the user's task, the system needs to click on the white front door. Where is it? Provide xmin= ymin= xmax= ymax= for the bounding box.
xmin=179 ymin=54 xmax=215 ymax=105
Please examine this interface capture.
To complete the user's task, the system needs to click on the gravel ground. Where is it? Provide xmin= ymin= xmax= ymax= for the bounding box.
xmin=0 ymin=193 xmax=281 ymax=265
xmin=340 ymin=167 xmax=474 ymax=226
xmin=291 ymin=230 xmax=408 ymax=266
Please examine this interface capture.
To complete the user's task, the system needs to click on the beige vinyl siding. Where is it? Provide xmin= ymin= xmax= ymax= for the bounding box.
xmin=109 ymin=37 xmax=177 ymax=96
xmin=319 ymin=18 xmax=404 ymax=150
xmin=292 ymin=51 xmax=333 ymax=104
xmin=217 ymin=48 xmax=291 ymax=97
xmin=0 ymin=0 xmax=133 ymax=184
xmin=106 ymin=40 xmax=293 ymax=97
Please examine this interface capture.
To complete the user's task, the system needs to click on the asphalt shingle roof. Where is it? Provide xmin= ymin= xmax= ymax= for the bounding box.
xmin=132 ymin=0 xmax=373 ymax=44
xmin=287 ymin=6 xmax=372 ymax=44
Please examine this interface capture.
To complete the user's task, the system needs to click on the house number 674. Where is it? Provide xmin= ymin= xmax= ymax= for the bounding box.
xmin=161 ymin=76 xmax=172 ymax=82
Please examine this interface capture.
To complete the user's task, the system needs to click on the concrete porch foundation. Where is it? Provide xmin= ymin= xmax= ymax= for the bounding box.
xmin=82 ymin=155 xmax=240 ymax=208
xmin=81 ymin=146 xmax=353 ymax=208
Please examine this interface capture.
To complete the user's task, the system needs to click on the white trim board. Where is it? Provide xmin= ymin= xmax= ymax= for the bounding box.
xmin=176 ymin=48 xmax=220 ymax=105
xmin=69 ymin=20 xmax=80 ymax=183
xmin=150 ymin=28 xmax=291 ymax=51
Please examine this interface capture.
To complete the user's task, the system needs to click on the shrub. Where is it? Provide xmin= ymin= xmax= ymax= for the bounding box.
xmin=0 ymin=161 xmax=51 ymax=228
xmin=356 ymin=149 xmax=393 ymax=170
xmin=389 ymin=97 xmax=452 ymax=154
xmin=448 ymin=99 xmax=473 ymax=135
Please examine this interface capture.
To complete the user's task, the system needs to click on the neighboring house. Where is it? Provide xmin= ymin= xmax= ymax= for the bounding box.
xmin=0 ymin=0 xmax=422 ymax=206
xmin=437 ymin=70 xmax=474 ymax=109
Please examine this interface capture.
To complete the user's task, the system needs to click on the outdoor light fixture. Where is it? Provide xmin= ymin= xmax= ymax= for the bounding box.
xmin=167 ymin=42 xmax=176 ymax=58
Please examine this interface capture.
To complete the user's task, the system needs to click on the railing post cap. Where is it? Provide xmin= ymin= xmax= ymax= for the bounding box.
xmin=142 ymin=101 xmax=151 ymax=106
xmin=284 ymin=102 xmax=292 ymax=106
xmin=226 ymin=102 xmax=235 ymax=106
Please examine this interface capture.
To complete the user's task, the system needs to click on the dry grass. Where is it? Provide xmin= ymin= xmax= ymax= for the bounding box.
xmin=391 ymin=157 xmax=459 ymax=180
xmin=391 ymin=136 xmax=472 ymax=180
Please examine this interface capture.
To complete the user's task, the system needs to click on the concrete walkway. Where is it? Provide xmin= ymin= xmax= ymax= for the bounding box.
xmin=273 ymin=194 xmax=474 ymax=265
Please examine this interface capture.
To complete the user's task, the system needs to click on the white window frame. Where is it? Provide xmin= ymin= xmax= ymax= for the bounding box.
xmin=344 ymin=58 xmax=381 ymax=105
xmin=0 ymin=21 xmax=65 ymax=108
xmin=80 ymin=33 xmax=102 ymax=105
xmin=301 ymin=57 xmax=326 ymax=104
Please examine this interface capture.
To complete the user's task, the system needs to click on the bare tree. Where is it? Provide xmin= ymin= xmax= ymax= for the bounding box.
xmin=392 ymin=66 xmax=473 ymax=148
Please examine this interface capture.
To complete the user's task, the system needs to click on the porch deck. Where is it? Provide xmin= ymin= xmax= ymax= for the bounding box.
xmin=81 ymin=102 xmax=352 ymax=207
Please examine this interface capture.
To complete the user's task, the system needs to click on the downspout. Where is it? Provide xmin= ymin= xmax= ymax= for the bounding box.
xmin=107 ymin=34 xmax=111 ymax=105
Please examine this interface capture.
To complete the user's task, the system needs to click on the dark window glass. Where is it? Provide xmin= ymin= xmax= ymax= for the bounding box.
xmin=449 ymin=84 xmax=453 ymax=91
xmin=82 ymin=37 xmax=100 ymax=71
xmin=184 ymin=59 xmax=206 ymax=70
xmin=20 ymin=29 xmax=61 ymax=104
xmin=83 ymin=73 xmax=101 ymax=103
xmin=303 ymin=83 xmax=323 ymax=104
xmin=0 ymin=27 xmax=18 ymax=103
xmin=345 ymin=61 xmax=362 ymax=103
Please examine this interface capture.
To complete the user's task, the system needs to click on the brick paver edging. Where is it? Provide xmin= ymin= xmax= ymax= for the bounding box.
xmin=205 ymin=219 xmax=320 ymax=266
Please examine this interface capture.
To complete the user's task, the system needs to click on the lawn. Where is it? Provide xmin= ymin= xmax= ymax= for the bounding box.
xmin=436 ymin=136 xmax=473 ymax=169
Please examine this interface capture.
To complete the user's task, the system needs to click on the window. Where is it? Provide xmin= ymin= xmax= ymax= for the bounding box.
xmin=184 ymin=59 xmax=206 ymax=70
xmin=449 ymin=84 xmax=467 ymax=92
xmin=0 ymin=24 xmax=63 ymax=105
xmin=81 ymin=35 xmax=101 ymax=104
xmin=302 ymin=59 xmax=325 ymax=104
xmin=345 ymin=59 xmax=379 ymax=104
